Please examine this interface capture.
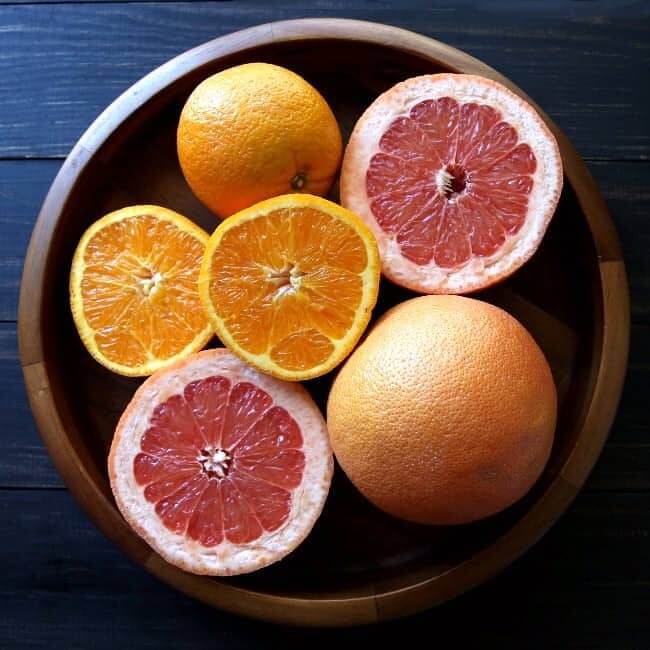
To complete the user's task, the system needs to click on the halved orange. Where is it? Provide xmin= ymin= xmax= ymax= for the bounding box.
xmin=70 ymin=205 xmax=213 ymax=376
xmin=199 ymin=194 xmax=380 ymax=381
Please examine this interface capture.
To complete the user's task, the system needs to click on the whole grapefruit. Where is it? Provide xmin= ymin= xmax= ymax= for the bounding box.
xmin=177 ymin=63 xmax=342 ymax=218
xmin=326 ymin=295 xmax=557 ymax=525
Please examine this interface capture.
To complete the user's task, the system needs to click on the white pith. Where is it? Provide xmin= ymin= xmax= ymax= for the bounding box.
xmin=198 ymin=447 xmax=231 ymax=478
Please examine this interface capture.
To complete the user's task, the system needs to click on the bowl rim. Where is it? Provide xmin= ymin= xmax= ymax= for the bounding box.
xmin=18 ymin=18 xmax=630 ymax=626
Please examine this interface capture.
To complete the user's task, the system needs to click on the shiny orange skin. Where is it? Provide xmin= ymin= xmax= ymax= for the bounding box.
xmin=177 ymin=63 xmax=343 ymax=218
xmin=327 ymin=295 xmax=557 ymax=525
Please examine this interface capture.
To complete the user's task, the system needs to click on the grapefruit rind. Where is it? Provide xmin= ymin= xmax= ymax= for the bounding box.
xmin=326 ymin=295 xmax=557 ymax=525
xmin=198 ymin=194 xmax=381 ymax=381
xmin=69 ymin=205 xmax=213 ymax=377
xmin=109 ymin=348 xmax=333 ymax=576
xmin=341 ymin=74 xmax=563 ymax=294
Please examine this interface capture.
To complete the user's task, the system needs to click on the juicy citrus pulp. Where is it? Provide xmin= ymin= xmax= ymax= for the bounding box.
xmin=69 ymin=205 xmax=212 ymax=376
xmin=109 ymin=349 xmax=333 ymax=575
xmin=368 ymin=100 xmax=535 ymax=265
xmin=341 ymin=74 xmax=563 ymax=293
xmin=199 ymin=194 xmax=380 ymax=381
xmin=135 ymin=377 xmax=303 ymax=544
xmin=177 ymin=63 xmax=343 ymax=218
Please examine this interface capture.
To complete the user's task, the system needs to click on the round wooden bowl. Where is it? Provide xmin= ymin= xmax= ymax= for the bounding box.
xmin=19 ymin=18 xmax=629 ymax=626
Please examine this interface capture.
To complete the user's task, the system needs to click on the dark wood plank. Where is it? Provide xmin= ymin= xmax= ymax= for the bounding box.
xmin=590 ymin=161 xmax=650 ymax=325
xmin=0 ymin=0 xmax=211 ymax=3
xmin=0 ymin=161 xmax=58 ymax=321
xmin=0 ymin=488 xmax=646 ymax=647
xmin=0 ymin=1 xmax=648 ymax=159
xmin=0 ymin=324 xmax=61 ymax=487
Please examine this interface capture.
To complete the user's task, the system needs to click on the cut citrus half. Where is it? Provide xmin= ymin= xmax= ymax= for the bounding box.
xmin=341 ymin=74 xmax=563 ymax=294
xmin=109 ymin=348 xmax=333 ymax=575
xmin=70 ymin=205 xmax=212 ymax=376
xmin=199 ymin=194 xmax=380 ymax=381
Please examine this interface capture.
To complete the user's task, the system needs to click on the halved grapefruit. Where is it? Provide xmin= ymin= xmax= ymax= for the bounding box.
xmin=341 ymin=74 xmax=563 ymax=294
xmin=109 ymin=349 xmax=333 ymax=575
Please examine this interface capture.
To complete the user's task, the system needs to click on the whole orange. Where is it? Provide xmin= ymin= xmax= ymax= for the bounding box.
xmin=326 ymin=295 xmax=557 ymax=525
xmin=177 ymin=63 xmax=343 ymax=218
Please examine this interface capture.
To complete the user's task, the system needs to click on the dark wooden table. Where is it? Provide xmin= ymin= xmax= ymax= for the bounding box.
xmin=1 ymin=1 xmax=648 ymax=647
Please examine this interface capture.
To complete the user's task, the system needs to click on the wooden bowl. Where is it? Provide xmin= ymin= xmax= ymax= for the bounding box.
xmin=19 ymin=19 xmax=629 ymax=626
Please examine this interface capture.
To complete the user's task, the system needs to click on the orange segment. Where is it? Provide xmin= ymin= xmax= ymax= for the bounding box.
xmin=199 ymin=194 xmax=380 ymax=381
xmin=70 ymin=206 xmax=213 ymax=376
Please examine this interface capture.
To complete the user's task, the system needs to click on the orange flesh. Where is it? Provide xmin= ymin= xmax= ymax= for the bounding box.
xmin=366 ymin=97 xmax=537 ymax=267
xmin=208 ymin=207 xmax=368 ymax=371
xmin=133 ymin=375 xmax=305 ymax=546
xmin=80 ymin=214 xmax=208 ymax=366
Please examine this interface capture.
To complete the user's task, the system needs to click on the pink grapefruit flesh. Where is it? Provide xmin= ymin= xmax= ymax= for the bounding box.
xmin=109 ymin=349 xmax=333 ymax=575
xmin=341 ymin=74 xmax=563 ymax=294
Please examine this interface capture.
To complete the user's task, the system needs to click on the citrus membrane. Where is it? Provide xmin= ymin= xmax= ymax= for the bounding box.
xmin=70 ymin=206 xmax=212 ymax=376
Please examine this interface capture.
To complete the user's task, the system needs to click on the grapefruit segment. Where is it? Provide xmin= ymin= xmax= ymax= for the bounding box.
xmin=221 ymin=479 xmax=265 ymax=544
xmin=187 ymin=481 xmax=223 ymax=547
xmin=221 ymin=382 xmax=273 ymax=449
xmin=341 ymin=74 xmax=563 ymax=294
xmin=109 ymin=349 xmax=332 ymax=575
xmin=183 ymin=376 xmax=230 ymax=447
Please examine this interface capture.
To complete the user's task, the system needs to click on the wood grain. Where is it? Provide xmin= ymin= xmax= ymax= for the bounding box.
xmin=0 ymin=1 xmax=648 ymax=160
xmin=15 ymin=19 xmax=630 ymax=624
xmin=1 ymin=0 xmax=645 ymax=638
xmin=0 ymin=162 xmax=58 ymax=321
xmin=1 ymin=488 xmax=647 ymax=647
xmin=0 ymin=324 xmax=61 ymax=487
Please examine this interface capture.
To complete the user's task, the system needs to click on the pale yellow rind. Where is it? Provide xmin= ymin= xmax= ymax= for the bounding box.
xmin=199 ymin=194 xmax=381 ymax=381
xmin=70 ymin=205 xmax=213 ymax=377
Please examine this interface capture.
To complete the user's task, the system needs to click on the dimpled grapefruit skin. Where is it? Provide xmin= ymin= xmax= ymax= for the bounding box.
xmin=109 ymin=349 xmax=333 ymax=575
xmin=341 ymin=74 xmax=563 ymax=294
xmin=326 ymin=296 xmax=557 ymax=525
